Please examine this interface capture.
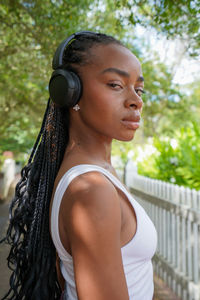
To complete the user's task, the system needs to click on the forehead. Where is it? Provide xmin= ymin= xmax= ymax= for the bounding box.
xmin=88 ymin=43 xmax=142 ymax=75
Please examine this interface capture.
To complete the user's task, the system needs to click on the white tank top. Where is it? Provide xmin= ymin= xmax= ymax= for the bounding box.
xmin=51 ymin=164 xmax=157 ymax=300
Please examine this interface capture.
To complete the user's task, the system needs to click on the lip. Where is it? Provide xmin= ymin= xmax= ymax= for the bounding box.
xmin=121 ymin=115 xmax=140 ymax=130
xmin=121 ymin=120 xmax=140 ymax=130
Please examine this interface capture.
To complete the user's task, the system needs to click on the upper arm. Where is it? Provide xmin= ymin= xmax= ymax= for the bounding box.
xmin=62 ymin=171 xmax=129 ymax=300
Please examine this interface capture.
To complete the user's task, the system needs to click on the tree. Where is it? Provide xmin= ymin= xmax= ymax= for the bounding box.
xmin=116 ymin=0 xmax=200 ymax=57
xmin=136 ymin=122 xmax=200 ymax=190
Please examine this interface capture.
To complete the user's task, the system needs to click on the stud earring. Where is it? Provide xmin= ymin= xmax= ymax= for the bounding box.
xmin=72 ymin=104 xmax=80 ymax=111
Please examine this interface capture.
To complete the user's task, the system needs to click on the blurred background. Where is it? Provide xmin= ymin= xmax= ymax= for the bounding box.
xmin=0 ymin=1 xmax=199 ymax=299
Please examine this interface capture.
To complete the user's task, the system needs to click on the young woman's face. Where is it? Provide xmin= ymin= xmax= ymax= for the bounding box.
xmin=77 ymin=43 xmax=144 ymax=142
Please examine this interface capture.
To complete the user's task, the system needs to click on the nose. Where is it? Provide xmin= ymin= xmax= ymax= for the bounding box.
xmin=124 ymin=91 xmax=143 ymax=111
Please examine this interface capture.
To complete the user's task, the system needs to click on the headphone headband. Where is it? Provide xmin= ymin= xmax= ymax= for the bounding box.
xmin=52 ymin=31 xmax=97 ymax=70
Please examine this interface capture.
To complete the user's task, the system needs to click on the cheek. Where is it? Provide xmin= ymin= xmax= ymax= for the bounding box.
xmin=80 ymin=99 xmax=113 ymax=130
xmin=80 ymin=90 xmax=137 ymax=141
xmin=81 ymin=86 xmax=115 ymax=119
xmin=79 ymin=83 xmax=128 ymax=137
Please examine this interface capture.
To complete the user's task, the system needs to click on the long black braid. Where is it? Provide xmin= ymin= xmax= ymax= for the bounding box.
xmin=1 ymin=33 xmax=123 ymax=300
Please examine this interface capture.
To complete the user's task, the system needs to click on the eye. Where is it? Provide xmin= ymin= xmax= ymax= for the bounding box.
xmin=107 ymin=82 xmax=122 ymax=90
xmin=135 ymin=88 xmax=145 ymax=97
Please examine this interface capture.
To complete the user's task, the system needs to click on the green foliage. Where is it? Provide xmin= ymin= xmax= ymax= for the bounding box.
xmin=141 ymin=57 xmax=187 ymax=137
xmin=137 ymin=122 xmax=200 ymax=190
xmin=112 ymin=140 xmax=134 ymax=164
xmin=0 ymin=151 xmax=6 ymax=170
xmin=117 ymin=0 xmax=200 ymax=57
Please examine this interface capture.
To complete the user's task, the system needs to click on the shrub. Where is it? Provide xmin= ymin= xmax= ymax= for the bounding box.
xmin=136 ymin=122 xmax=200 ymax=190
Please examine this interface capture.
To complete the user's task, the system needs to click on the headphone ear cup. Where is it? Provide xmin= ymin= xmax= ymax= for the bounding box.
xmin=49 ymin=69 xmax=82 ymax=107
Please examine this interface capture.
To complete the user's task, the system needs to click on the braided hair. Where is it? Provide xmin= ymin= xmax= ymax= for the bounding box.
xmin=1 ymin=33 xmax=123 ymax=300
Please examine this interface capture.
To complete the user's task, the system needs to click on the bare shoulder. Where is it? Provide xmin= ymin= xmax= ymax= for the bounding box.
xmin=62 ymin=171 xmax=121 ymax=224
xmin=66 ymin=170 xmax=117 ymax=195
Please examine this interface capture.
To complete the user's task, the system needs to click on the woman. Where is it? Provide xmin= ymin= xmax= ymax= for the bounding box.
xmin=2 ymin=31 xmax=157 ymax=300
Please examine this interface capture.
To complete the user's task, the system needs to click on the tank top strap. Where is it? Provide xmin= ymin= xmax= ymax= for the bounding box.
xmin=51 ymin=164 xmax=132 ymax=260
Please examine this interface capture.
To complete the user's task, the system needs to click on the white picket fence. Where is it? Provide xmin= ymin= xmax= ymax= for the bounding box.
xmin=124 ymin=165 xmax=200 ymax=300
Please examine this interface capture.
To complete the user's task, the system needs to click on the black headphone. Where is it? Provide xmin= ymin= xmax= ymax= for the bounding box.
xmin=49 ymin=31 xmax=97 ymax=108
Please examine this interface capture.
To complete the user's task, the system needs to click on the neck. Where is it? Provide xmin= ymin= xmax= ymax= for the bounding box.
xmin=65 ymin=122 xmax=113 ymax=166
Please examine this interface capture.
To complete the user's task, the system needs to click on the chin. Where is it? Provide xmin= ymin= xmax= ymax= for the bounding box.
xmin=116 ymin=133 xmax=135 ymax=142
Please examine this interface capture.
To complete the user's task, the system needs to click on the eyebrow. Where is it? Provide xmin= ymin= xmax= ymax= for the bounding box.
xmin=101 ymin=68 xmax=144 ymax=82
xmin=101 ymin=67 xmax=129 ymax=77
